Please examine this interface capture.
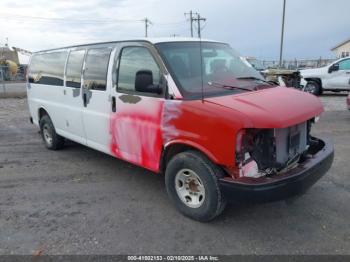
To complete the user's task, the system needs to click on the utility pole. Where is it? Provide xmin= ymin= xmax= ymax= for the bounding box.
xmin=144 ymin=18 xmax=152 ymax=37
xmin=184 ymin=10 xmax=195 ymax=37
xmin=279 ymin=0 xmax=286 ymax=68
xmin=193 ymin=13 xmax=206 ymax=38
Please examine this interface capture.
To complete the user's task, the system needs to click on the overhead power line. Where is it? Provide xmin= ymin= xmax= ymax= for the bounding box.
xmin=0 ymin=13 xmax=144 ymax=24
xmin=0 ymin=13 xmax=185 ymax=25
xmin=0 ymin=12 xmax=191 ymax=38
xmin=155 ymin=21 xmax=187 ymax=26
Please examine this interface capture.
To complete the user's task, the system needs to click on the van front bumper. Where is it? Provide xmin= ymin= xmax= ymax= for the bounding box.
xmin=219 ymin=138 xmax=334 ymax=203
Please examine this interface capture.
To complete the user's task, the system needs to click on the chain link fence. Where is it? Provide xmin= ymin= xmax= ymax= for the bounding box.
xmin=261 ymin=58 xmax=335 ymax=70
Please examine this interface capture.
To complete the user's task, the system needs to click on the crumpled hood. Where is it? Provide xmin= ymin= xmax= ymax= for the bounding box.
xmin=205 ymin=87 xmax=323 ymax=128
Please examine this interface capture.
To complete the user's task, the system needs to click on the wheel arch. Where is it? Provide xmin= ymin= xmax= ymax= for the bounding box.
xmin=304 ymin=77 xmax=322 ymax=88
xmin=159 ymin=140 xmax=219 ymax=174
xmin=38 ymin=107 xmax=50 ymax=121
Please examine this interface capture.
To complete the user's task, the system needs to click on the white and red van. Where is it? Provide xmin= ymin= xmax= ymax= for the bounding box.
xmin=27 ymin=38 xmax=334 ymax=221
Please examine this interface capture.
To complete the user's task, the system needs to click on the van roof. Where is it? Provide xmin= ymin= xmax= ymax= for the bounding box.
xmin=34 ymin=37 xmax=225 ymax=53
xmin=144 ymin=37 xmax=222 ymax=44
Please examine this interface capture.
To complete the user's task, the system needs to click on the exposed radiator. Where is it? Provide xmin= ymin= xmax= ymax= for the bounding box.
xmin=274 ymin=121 xmax=308 ymax=166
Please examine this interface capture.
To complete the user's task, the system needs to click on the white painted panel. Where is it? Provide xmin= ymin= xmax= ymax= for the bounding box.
xmin=81 ymin=47 xmax=116 ymax=153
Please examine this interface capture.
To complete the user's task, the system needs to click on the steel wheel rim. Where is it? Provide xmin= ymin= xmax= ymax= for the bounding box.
xmin=305 ymin=83 xmax=316 ymax=94
xmin=43 ymin=124 xmax=53 ymax=146
xmin=175 ymin=168 xmax=205 ymax=208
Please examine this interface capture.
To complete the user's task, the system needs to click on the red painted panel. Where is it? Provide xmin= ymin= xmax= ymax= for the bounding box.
xmin=109 ymin=87 xmax=324 ymax=175
xmin=109 ymin=96 xmax=164 ymax=172
xmin=205 ymin=87 xmax=323 ymax=128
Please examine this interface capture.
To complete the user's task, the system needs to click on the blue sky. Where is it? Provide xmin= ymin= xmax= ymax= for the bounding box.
xmin=1 ymin=0 xmax=349 ymax=60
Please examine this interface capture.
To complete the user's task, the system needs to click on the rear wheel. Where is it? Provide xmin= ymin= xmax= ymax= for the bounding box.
xmin=39 ymin=115 xmax=65 ymax=150
xmin=305 ymin=80 xmax=322 ymax=95
xmin=165 ymin=150 xmax=227 ymax=222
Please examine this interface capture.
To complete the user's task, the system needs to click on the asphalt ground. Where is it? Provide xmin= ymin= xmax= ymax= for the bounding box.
xmin=0 ymin=94 xmax=349 ymax=255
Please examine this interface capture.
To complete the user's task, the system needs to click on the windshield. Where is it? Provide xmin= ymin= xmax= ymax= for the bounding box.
xmin=156 ymin=42 xmax=265 ymax=99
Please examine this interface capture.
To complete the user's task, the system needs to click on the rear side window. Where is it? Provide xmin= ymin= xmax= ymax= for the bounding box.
xmin=66 ymin=50 xmax=85 ymax=88
xmin=29 ymin=51 xmax=66 ymax=86
xmin=84 ymin=48 xmax=111 ymax=91
xmin=118 ymin=46 xmax=160 ymax=92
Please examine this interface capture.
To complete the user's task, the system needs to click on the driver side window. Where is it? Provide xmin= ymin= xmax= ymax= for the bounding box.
xmin=338 ymin=59 xmax=350 ymax=70
xmin=117 ymin=46 xmax=160 ymax=93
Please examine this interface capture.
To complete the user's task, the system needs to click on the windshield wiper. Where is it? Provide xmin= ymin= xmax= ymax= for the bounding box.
xmin=236 ymin=77 xmax=272 ymax=85
xmin=208 ymin=81 xmax=253 ymax=92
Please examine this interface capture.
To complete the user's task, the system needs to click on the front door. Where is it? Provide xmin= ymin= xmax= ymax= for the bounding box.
xmin=325 ymin=58 xmax=350 ymax=90
xmin=110 ymin=43 xmax=165 ymax=172
xmin=82 ymin=46 xmax=113 ymax=154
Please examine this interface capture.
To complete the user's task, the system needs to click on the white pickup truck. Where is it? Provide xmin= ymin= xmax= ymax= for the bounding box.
xmin=300 ymin=57 xmax=350 ymax=95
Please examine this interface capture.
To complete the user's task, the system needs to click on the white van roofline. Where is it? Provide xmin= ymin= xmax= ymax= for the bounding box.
xmin=143 ymin=37 xmax=223 ymax=44
xmin=34 ymin=37 xmax=226 ymax=54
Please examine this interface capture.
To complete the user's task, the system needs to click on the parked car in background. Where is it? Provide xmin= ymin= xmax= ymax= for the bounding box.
xmin=242 ymin=57 xmax=302 ymax=89
xmin=300 ymin=57 xmax=350 ymax=95
xmin=262 ymin=68 xmax=301 ymax=89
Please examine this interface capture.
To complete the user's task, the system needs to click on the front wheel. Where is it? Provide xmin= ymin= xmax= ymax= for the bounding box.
xmin=304 ymin=81 xmax=322 ymax=95
xmin=165 ymin=151 xmax=227 ymax=222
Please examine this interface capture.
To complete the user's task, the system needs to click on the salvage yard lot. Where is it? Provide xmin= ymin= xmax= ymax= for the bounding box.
xmin=0 ymin=95 xmax=349 ymax=255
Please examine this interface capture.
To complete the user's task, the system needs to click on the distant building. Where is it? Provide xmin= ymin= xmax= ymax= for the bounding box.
xmin=331 ymin=38 xmax=350 ymax=58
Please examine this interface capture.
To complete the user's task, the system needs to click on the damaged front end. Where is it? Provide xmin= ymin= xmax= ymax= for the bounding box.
xmin=220 ymin=118 xmax=334 ymax=203
xmin=235 ymin=119 xmax=319 ymax=179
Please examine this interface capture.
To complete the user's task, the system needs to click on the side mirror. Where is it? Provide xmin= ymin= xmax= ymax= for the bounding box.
xmin=135 ymin=70 xmax=162 ymax=94
xmin=328 ymin=63 xmax=339 ymax=73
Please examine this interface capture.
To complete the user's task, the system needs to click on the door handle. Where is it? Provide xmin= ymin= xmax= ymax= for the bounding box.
xmin=346 ymin=72 xmax=350 ymax=74
xmin=83 ymin=93 xmax=87 ymax=107
xmin=111 ymin=96 xmax=116 ymax=112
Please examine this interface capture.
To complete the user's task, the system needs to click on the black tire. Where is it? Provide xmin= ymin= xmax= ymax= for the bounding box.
xmin=165 ymin=150 xmax=227 ymax=222
xmin=39 ymin=115 xmax=65 ymax=150
xmin=305 ymin=80 xmax=322 ymax=95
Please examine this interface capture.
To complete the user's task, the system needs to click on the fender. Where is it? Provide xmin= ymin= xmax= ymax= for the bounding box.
xmin=164 ymin=139 xmax=220 ymax=164
xmin=37 ymin=105 xmax=51 ymax=124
